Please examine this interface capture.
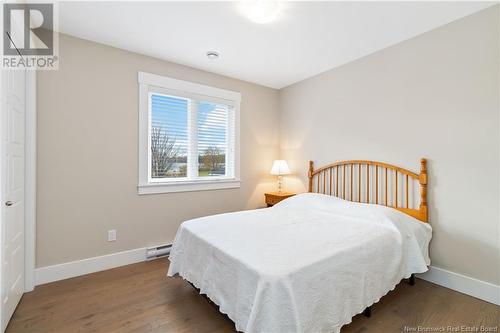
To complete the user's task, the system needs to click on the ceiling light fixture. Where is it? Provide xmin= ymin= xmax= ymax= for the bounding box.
xmin=206 ymin=51 xmax=220 ymax=60
xmin=243 ymin=0 xmax=281 ymax=24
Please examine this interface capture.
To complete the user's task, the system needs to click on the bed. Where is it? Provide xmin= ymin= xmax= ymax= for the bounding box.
xmin=167 ymin=159 xmax=432 ymax=333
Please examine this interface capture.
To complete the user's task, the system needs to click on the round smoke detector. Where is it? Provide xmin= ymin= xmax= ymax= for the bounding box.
xmin=206 ymin=51 xmax=220 ymax=60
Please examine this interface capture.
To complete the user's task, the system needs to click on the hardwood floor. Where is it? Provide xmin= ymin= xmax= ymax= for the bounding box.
xmin=7 ymin=258 xmax=499 ymax=333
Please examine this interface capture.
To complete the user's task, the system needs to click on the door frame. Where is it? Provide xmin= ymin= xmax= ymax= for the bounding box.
xmin=24 ymin=70 xmax=36 ymax=292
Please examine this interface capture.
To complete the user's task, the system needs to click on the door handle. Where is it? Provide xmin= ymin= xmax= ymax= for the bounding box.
xmin=5 ymin=201 xmax=13 ymax=206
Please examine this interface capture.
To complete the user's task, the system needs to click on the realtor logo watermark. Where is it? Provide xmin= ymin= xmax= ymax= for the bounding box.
xmin=2 ymin=2 xmax=58 ymax=69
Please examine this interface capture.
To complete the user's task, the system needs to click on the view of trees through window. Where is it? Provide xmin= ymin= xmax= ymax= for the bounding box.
xmin=197 ymin=100 xmax=227 ymax=177
xmin=150 ymin=93 xmax=228 ymax=179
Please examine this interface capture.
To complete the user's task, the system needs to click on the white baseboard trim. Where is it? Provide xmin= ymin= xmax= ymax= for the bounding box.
xmin=418 ymin=266 xmax=500 ymax=305
xmin=35 ymin=247 xmax=147 ymax=286
xmin=35 ymin=250 xmax=500 ymax=306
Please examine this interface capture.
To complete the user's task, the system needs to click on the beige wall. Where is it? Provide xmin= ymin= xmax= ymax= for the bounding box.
xmin=279 ymin=6 xmax=500 ymax=284
xmin=37 ymin=34 xmax=280 ymax=267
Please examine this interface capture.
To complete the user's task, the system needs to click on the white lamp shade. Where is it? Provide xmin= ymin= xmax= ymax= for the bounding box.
xmin=270 ymin=160 xmax=291 ymax=175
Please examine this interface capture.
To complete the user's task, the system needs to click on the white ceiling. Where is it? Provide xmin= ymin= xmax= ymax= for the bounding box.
xmin=59 ymin=1 xmax=495 ymax=89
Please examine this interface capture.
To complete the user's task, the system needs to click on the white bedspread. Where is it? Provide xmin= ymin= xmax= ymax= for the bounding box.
xmin=167 ymin=193 xmax=432 ymax=333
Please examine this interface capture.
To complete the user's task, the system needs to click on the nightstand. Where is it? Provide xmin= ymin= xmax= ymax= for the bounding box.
xmin=265 ymin=192 xmax=296 ymax=207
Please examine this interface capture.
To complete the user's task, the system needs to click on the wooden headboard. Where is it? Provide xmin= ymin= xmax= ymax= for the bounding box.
xmin=308 ymin=159 xmax=428 ymax=222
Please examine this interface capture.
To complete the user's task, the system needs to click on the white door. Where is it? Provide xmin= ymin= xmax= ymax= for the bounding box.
xmin=1 ymin=69 xmax=26 ymax=332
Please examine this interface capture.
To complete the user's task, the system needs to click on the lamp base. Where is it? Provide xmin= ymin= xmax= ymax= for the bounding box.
xmin=277 ymin=175 xmax=283 ymax=193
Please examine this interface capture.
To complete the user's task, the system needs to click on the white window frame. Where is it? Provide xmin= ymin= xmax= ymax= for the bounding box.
xmin=138 ymin=71 xmax=241 ymax=194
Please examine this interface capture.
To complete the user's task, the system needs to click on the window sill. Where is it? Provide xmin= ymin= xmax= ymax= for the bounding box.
xmin=138 ymin=178 xmax=241 ymax=195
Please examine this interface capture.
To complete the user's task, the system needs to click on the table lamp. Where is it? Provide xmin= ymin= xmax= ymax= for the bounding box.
xmin=270 ymin=160 xmax=291 ymax=193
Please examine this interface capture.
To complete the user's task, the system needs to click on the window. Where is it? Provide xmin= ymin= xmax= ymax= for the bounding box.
xmin=138 ymin=72 xmax=240 ymax=194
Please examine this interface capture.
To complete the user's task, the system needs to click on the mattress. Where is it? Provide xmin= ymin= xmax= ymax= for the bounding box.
xmin=167 ymin=193 xmax=432 ymax=333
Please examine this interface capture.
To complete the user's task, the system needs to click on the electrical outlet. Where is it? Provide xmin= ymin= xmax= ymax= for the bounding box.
xmin=108 ymin=229 xmax=117 ymax=242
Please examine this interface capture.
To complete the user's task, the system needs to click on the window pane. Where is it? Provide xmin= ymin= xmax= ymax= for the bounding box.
xmin=150 ymin=94 xmax=188 ymax=178
xmin=197 ymin=101 xmax=228 ymax=177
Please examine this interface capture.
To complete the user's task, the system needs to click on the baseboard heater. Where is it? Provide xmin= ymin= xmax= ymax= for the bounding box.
xmin=146 ymin=243 xmax=172 ymax=261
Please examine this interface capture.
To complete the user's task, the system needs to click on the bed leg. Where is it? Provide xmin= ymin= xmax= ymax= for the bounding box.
xmin=409 ymin=274 xmax=416 ymax=286
xmin=363 ymin=306 xmax=371 ymax=318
